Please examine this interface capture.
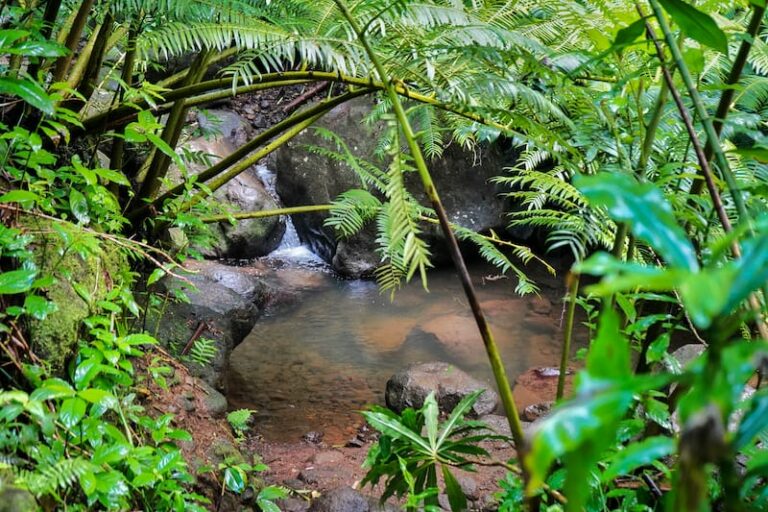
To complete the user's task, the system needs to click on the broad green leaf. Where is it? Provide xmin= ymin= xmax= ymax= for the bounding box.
xmin=59 ymin=397 xmax=87 ymax=429
xmin=602 ymin=436 xmax=676 ymax=481
xmin=147 ymin=268 xmax=166 ymax=286
xmin=525 ymin=389 xmax=635 ymax=491
xmin=587 ymin=310 xmax=630 ymax=381
xmin=646 ymin=333 xmax=670 ymax=364
xmin=0 ymin=29 xmax=29 ymax=48
xmin=80 ymin=471 xmax=97 ymax=496
xmin=30 ymin=378 xmax=75 ymax=401
xmin=574 ymin=173 xmax=698 ymax=270
xmin=658 ymin=0 xmax=728 ymax=54
xmin=612 ymin=18 xmax=646 ymax=49
xmin=0 ymin=190 xmax=40 ymax=206
xmin=442 ymin=465 xmax=467 ymax=512
xmin=24 ymin=294 xmax=56 ymax=320
xmin=0 ymin=269 xmax=36 ymax=294
xmin=10 ymin=40 xmax=67 ymax=57
xmin=69 ymin=189 xmax=90 ymax=225
xmin=678 ymin=266 xmax=734 ymax=328
xmin=223 ymin=467 xmax=246 ymax=493
xmin=92 ymin=442 xmax=130 ymax=465
xmin=735 ymin=389 xmax=768 ymax=450
xmin=78 ymin=388 xmax=118 ymax=410
xmin=731 ymin=147 xmax=768 ymax=163
xmin=0 ymin=77 xmax=54 ymax=115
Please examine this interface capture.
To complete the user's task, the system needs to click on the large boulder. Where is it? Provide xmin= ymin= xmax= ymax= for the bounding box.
xmin=166 ymin=110 xmax=285 ymax=258
xmin=385 ymin=362 xmax=499 ymax=417
xmin=24 ymin=216 xmax=127 ymax=373
xmin=146 ymin=260 xmax=266 ymax=390
xmin=275 ymin=97 xmax=510 ymax=277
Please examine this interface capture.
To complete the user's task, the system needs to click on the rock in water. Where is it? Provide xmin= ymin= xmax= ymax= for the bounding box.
xmin=308 ymin=487 xmax=397 ymax=512
xmin=385 ymin=362 xmax=499 ymax=417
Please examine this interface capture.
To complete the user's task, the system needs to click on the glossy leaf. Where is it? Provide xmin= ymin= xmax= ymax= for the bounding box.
xmin=24 ymin=294 xmax=56 ymax=320
xmin=78 ymin=389 xmax=118 ymax=410
xmin=69 ymin=189 xmax=90 ymax=225
xmin=658 ymin=0 xmax=729 ymax=54
xmin=602 ymin=436 xmax=676 ymax=481
xmin=0 ymin=77 xmax=54 ymax=115
xmin=0 ymin=189 xmax=40 ymax=206
xmin=574 ymin=173 xmax=698 ymax=270
xmin=59 ymin=397 xmax=87 ymax=429
xmin=0 ymin=269 xmax=36 ymax=295
xmin=223 ymin=467 xmax=246 ymax=494
xmin=587 ymin=309 xmax=631 ymax=381
xmin=525 ymin=388 xmax=635 ymax=491
xmin=30 ymin=378 xmax=75 ymax=401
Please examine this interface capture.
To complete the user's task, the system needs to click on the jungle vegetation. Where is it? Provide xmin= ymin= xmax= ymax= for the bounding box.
xmin=0 ymin=0 xmax=767 ymax=510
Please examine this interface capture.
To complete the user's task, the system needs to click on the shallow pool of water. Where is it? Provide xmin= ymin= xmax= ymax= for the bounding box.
xmin=228 ymin=264 xmax=572 ymax=443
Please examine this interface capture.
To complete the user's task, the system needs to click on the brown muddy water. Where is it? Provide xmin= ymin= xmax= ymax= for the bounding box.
xmin=227 ymin=263 xmax=576 ymax=444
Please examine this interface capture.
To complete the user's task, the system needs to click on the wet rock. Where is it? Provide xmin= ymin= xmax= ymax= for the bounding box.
xmin=198 ymin=378 xmax=228 ymax=417
xmin=146 ymin=260 xmax=262 ymax=390
xmin=308 ymin=487 xmax=398 ymax=512
xmin=665 ymin=344 xmax=706 ymax=373
xmin=275 ymin=97 xmax=512 ymax=276
xmin=168 ymin=121 xmax=285 ymax=258
xmin=522 ymin=401 xmax=553 ymax=422
xmin=197 ymin=109 xmax=252 ymax=148
xmin=385 ymin=362 xmax=499 ymax=417
xmin=277 ymin=497 xmax=311 ymax=512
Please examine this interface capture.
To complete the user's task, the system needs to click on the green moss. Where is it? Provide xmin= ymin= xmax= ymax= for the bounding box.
xmin=24 ymin=218 xmax=127 ymax=373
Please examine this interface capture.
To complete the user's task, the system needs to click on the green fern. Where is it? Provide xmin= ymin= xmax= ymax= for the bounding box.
xmin=325 ymin=189 xmax=382 ymax=238
xmin=189 ymin=337 xmax=218 ymax=366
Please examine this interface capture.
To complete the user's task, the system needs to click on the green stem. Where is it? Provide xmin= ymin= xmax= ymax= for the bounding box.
xmin=52 ymin=0 xmax=96 ymax=83
xmin=332 ymin=0 xmax=527 ymax=460
xmin=135 ymin=49 xmax=212 ymax=204
xmin=157 ymin=47 xmax=239 ymax=89
xmin=689 ymin=3 xmax=766 ymax=197
xmin=80 ymin=71 xmax=515 ymax=137
xmin=557 ymin=273 xmax=579 ymax=400
xmin=647 ymin=0 xmax=750 ymax=228
xmin=109 ymin=19 xmax=140 ymax=174
xmin=201 ymin=205 xmax=333 ymax=223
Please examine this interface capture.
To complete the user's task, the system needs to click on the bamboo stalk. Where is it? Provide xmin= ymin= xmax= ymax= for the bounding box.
xmin=52 ymin=0 xmax=96 ymax=83
xmin=127 ymin=88 xmax=372 ymax=222
xmin=201 ymin=205 xmax=333 ymax=223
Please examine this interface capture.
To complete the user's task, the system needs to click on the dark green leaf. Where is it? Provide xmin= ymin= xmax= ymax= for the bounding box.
xmin=442 ymin=465 xmax=467 ymax=512
xmin=24 ymin=294 xmax=56 ymax=320
xmin=658 ymin=0 xmax=728 ymax=54
xmin=587 ymin=309 xmax=631 ymax=381
xmin=646 ymin=333 xmax=670 ymax=364
xmin=223 ymin=467 xmax=246 ymax=493
xmin=59 ymin=397 xmax=87 ymax=429
xmin=612 ymin=19 xmax=646 ymax=49
xmin=0 ymin=269 xmax=36 ymax=294
xmin=0 ymin=77 xmax=54 ymax=115
xmin=602 ymin=436 xmax=676 ymax=481
xmin=574 ymin=173 xmax=698 ymax=270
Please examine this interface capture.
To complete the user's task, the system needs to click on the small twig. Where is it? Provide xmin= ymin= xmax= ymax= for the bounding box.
xmin=642 ymin=473 xmax=664 ymax=499
xmin=281 ymin=82 xmax=330 ymax=115
xmin=180 ymin=321 xmax=208 ymax=356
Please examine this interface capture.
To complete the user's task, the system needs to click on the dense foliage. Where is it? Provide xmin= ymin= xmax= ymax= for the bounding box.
xmin=0 ymin=0 xmax=767 ymax=511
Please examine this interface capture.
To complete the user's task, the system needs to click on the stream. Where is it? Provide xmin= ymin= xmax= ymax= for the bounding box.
xmin=227 ymin=166 xmax=574 ymax=444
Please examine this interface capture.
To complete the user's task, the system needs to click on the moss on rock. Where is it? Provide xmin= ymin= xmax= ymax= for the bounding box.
xmin=23 ymin=217 xmax=127 ymax=373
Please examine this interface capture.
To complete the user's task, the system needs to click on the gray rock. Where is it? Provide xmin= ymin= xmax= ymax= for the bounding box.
xmin=198 ymin=378 xmax=228 ymax=417
xmin=666 ymin=344 xmax=706 ymax=373
xmin=168 ymin=127 xmax=285 ymax=259
xmin=197 ymin=109 xmax=252 ymax=148
xmin=146 ymin=260 xmax=263 ymax=390
xmin=522 ymin=401 xmax=553 ymax=422
xmin=277 ymin=497 xmax=311 ymax=512
xmin=275 ymin=97 xmax=511 ymax=277
xmin=308 ymin=487 xmax=398 ymax=512
xmin=385 ymin=362 xmax=499 ymax=417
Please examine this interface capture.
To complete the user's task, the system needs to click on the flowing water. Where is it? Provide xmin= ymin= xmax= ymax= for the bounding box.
xmin=227 ymin=260 xmax=573 ymax=443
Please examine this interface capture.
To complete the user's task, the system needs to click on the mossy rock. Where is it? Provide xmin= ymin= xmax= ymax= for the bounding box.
xmin=23 ymin=218 xmax=128 ymax=373
xmin=0 ymin=486 xmax=36 ymax=512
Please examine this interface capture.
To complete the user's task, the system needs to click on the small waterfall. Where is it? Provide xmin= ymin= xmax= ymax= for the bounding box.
xmin=256 ymin=165 xmax=325 ymax=266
